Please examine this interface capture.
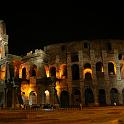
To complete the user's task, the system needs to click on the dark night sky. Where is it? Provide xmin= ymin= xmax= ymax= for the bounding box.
xmin=1 ymin=6 xmax=124 ymax=56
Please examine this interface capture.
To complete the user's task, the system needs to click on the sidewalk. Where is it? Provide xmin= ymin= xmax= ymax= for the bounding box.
xmin=0 ymin=106 xmax=124 ymax=123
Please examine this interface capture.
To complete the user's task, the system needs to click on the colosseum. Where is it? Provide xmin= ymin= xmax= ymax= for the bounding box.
xmin=0 ymin=20 xmax=124 ymax=109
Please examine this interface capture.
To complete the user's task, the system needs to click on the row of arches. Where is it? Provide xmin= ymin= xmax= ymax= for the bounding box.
xmin=21 ymin=64 xmax=67 ymax=79
xmin=60 ymin=88 xmax=124 ymax=107
xmin=42 ymin=62 xmax=116 ymax=80
xmin=0 ymin=61 xmax=116 ymax=80
xmin=21 ymin=65 xmax=37 ymax=79
xmin=22 ymin=67 xmax=36 ymax=79
xmin=71 ymin=62 xmax=116 ymax=80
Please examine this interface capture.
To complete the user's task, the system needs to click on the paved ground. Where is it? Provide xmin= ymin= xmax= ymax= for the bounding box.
xmin=0 ymin=106 xmax=124 ymax=124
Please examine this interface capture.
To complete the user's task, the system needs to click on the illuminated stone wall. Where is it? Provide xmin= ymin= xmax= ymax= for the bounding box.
xmin=44 ymin=40 xmax=124 ymax=106
xmin=2 ymin=19 xmax=124 ymax=107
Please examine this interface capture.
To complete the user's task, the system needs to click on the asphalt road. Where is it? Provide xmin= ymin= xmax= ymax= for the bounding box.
xmin=0 ymin=106 xmax=124 ymax=124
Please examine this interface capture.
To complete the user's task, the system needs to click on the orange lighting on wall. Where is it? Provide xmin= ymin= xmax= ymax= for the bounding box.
xmin=19 ymin=64 xmax=30 ymax=79
xmin=21 ymin=84 xmax=34 ymax=98
xmin=102 ymin=66 xmax=104 ymax=72
xmin=1 ymin=65 xmax=5 ymax=80
xmin=56 ymin=64 xmax=67 ymax=79
xmin=45 ymin=66 xmax=49 ymax=77
xmin=55 ymin=81 xmax=61 ymax=96
xmin=83 ymin=68 xmax=92 ymax=79
xmin=109 ymin=61 xmax=116 ymax=75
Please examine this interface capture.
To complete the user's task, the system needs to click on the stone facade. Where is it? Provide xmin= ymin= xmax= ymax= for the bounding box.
xmin=1 ymin=20 xmax=124 ymax=108
xmin=44 ymin=40 xmax=124 ymax=106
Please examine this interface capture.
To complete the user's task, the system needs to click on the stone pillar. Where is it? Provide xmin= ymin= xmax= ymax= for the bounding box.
xmin=106 ymin=86 xmax=111 ymax=105
xmin=66 ymin=52 xmax=72 ymax=105
xmin=79 ymin=50 xmax=84 ymax=105
xmin=2 ymin=44 xmax=5 ymax=58
xmin=114 ymin=49 xmax=121 ymax=81
xmin=41 ymin=92 xmax=45 ymax=105
xmin=37 ymin=90 xmax=42 ymax=105
xmin=102 ymin=50 xmax=109 ymax=80
xmin=68 ymin=83 xmax=72 ymax=106
xmin=39 ymin=64 xmax=46 ymax=78
xmin=94 ymin=88 xmax=99 ymax=106
xmin=103 ymin=51 xmax=110 ymax=105
xmin=118 ymin=90 xmax=123 ymax=105
xmin=92 ymin=62 xmax=99 ymax=106
xmin=80 ymin=83 xmax=85 ymax=105
xmin=12 ymin=87 xmax=15 ymax=109
xmin=4 ymin=35 xmax=8 ymax=56
xmin=80 ymin=79 xmax=84 ymax=105
xmin=3 ymin=85 xmax=7 ymax=108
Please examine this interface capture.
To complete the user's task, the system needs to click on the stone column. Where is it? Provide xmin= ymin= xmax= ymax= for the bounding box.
xmin=114 ymin=49 xmax=121 ymax=81
xmin=94 ymin=87 xmax=99 ymax=106
xmin=102 ymin=51 xmax=110 ymax=105
xmin=80 ymin=82 xmax=85 ymax=105
xmin=12 ymin=86 xmax=15 ymax=109
xmin=3 ymin=84 xmax=7 ymax=108
xmin=92 ymin=62 xmax=99 ymax=106
xmin=66 ymin=52 xmax=72 ymax=105
xmin=79 ymin=50 xmax=84 ymax=105
xmin=118 ymin=89 xmax=123 ymax=105
xmin=106 ymin=86 xmax=111 ymax=105
xmin=37 ymin=89 xmax=42 ymax=105
xmin=68 ymin=82 xmax=72 ymax=106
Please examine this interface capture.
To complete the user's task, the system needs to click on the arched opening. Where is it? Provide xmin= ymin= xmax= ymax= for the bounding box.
xmin=85 ymin=88 xmax=94 ymax=105
xmin=108 ymin=62 xmax=115 ymax=75
xmin=96 ymin=62 xmax=104 ymax=77
xmin=72 ymin=89 xmax=81 ymax=106
xmin=98 ymin=89 xmax=106 ymax=106
xmin=45 ymin=90 xmax=50 ymax=104
xmin=50 ymin=67 xmax=56 ymax=77
xmin=21 ymin=91 xmax=30 ymax=105
xmin=29 ymin=91 xmax=37 ymax=106
xmin=83 ymin=63 xmax=92 ymax=80
xmin=71 ymin=64 xmax=79 ymax=80
xmin=85 ymin=72 xmax=92 ymax=80
xmin=110 ymin=88 xmax=119 ymax=105
xmin=60 ymin=91 xmax=69 ymax=108
xmin=122 ymin=89 xmax=124 ymax=104
xmin=22 ymin=67 xmax=26 ymax=79
xmin=118 ymin=54 xmax=122 ymax=60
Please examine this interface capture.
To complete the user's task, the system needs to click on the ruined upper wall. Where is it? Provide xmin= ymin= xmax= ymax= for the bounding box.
xmin=0 ymin=20 xmax=6 ymax=36
xmin=44 ymin=40 xmax=124 ymax=52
